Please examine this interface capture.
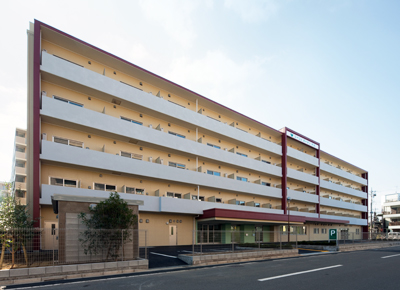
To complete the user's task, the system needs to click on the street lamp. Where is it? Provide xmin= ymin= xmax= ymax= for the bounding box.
xmin=287 ymin=197 xmax=292 ymax=243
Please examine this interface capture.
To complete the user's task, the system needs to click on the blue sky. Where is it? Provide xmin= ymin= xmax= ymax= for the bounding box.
xmin=1 ymin=0 xmax=399 ymax=212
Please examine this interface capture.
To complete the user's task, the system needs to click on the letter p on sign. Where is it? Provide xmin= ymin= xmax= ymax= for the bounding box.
xmin=329 ymin=229 xmax=337 ymax=240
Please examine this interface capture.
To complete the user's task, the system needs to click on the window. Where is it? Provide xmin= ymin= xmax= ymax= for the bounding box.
xmin=216 ymin=198 xmax=222 ymax=203
xmin=207 ymin=143 xmax=221 ymax=149
xmin=16 ymin=131 xmax=25 ymax=138
xmin=262 ymin=160 xmax=271 ymax=164
xmin=297 ymin=226 xmax=307 ymax=235
xmin=15 ymin=175 xmax=25 ymax=183
xmin=167 ymin=192 xmax=182 ymax=198
xmin=120 ymin=116 xmax=143 ymax=125
xmin=53 ymin=95 xmax=83 ymax=107
xmin=168 ymin=131 xmax=185 ymax=138
xmin=199 ymin=196 xmax=205 ymax=201
xmin=255 ymin=203 xmax=260 ymax=207
xmin=313 ymin=228 xmax=319 ymax=234
xmin=169 ymin=162 xmax=186 ymax=169
xmin=15 ymin=160 xmax=25 ymax=168
xmin=261 ymin=182 xmax=271 ymax=187
xmin=120 ymin=151 xmax=143 ymax=160
xmin=136 ymin=188 xmax=144 ymax=195
xmin=236 ymin=176 xmax=248 ymax=182
xmin=236 ymin=152 xmax=248 ymax=157
xmin=94 ymin=183 xmax=116 ymax=191
xmin=50 ymin=177 xmax=77 ymax=188
xmin=126 ymin=187 xmax=135 ymax=194
xmin=207 ymin=170 xmax=221 ymax=176
xmin=16 ymin=146 xmax=25 ymax=152
xmin=53 ymin=136 xmax=84 ymax=148
xmin=356 ymin=229 xmax=360 ymax=234
xmin=321 ymin=228 xmax=327 ymax=234
xmin=236 ymin=200 xmax=245 ymax=206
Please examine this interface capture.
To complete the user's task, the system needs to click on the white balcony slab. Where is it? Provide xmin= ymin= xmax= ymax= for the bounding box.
xmin=287 ymin=168 xmax=319 ymax=185
xmin=388 ymin=225 xmax=400 ymax=230
xmin=287 ymin=189 xmax=318 ymax=204
xmin=319 ymin=214 xmax=367 ymax=226
xmin=41 ymin=52 xmax=282 ymax=156
xmin=320 ymin=197 xmax=367 ymax=212
xmin=289 ymin=211 xmax=319 ymax=218
xmin=41 ymin=184 xmax=284 ymax=216
xmin=287 ymin=147 xmax=318 ymax=167
xmin=320 ymin=163 xmax=367 ymax=186
xmin=41 ymin=96 xmax=282 ymax=178
xmin=41 ymin=141 xmax=283 ymax=199
xmin=383 ymin=201 xmax=400 ymax=207
xmin=382 ymin=213 xmax=400 ymax=219
xmin=320 ymin=180 xmax=367 ymax=199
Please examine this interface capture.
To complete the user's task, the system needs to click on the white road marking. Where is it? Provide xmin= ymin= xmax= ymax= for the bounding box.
xmin=258 ymin=265 xmax=343 ymax=281
xmin=381 ymin=253 xmax=400 ymax=259
xmin=150 ymin=252 xmax=178 ymax=258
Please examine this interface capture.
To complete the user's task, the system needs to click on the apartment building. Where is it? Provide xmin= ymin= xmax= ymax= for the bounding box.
xmin=382 ymin=193 xmax=400 ymax=232
xmin=26 ymin=20 xmax=369 ymax=247
xmin=11 ymin=128 xmax=27 ymax=205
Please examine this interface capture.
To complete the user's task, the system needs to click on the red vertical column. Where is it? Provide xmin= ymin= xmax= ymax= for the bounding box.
xmin=281 ymin=130 xmax=287 ymax=214
xmin=33 ymin=20 xmax=41 ymax=228
xmin=361 ymin=172 xmax=369 ymax=234
xmin=316 ymin=148 xmax=320 ymax=216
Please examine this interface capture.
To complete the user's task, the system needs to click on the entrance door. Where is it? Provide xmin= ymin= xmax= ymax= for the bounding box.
xmin=43 ymin=222 xmax=58 ymax=250
xmin=169 ymin=225 xmax=177 ymax=245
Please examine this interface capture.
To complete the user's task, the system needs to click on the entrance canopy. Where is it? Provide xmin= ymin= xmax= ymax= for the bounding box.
xmin=197 ymin=208 xmax=348 ymax=225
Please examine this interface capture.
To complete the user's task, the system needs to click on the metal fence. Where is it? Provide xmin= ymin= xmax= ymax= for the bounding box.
xmin=0 ymin=228 xmax=147 ymax=270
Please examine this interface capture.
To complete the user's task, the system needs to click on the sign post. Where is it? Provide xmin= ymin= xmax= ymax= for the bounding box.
xmin=329 ymin=229 xmax=338 ymax=250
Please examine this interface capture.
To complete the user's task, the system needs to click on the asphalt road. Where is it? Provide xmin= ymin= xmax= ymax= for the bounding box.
xmin=7 ymin=246 xmax=400 ymax=290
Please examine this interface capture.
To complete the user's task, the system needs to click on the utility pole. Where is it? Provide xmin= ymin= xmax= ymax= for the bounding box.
xmin=370 ymin=189 xmax=376 ymax=236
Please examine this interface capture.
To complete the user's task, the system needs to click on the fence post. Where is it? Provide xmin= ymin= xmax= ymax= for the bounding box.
xmin=52 ymin=229 xmax=55 ymax=266
xmin=145 ymin=230 xmax=147 ymax=260
xmin=192 ymin=230 xmax=195 ymax=254
xmin=279 ymin=228 xmax=282 ymax=250
xmin=231 ymin=231 xmax=234 ymax=253
xmin=200 ymin=230 xmax=203 ymax=254
xmin=121 ymin=229 xmax=124 ymax=261
xmin=295 ymin=229 xmax=298 ymax=249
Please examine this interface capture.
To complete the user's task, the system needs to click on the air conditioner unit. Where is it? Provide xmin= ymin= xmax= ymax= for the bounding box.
xmin=41 ymin=133 xmax=47 ymax=140
xmin=148 ymin=157 xmax=153 ymax=162
xmin=148 ymin=124 xmax=153 ymax=129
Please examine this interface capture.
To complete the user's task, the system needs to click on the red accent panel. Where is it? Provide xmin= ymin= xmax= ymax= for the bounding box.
xmin=316 ymin=148 xmax=320 ymax=216
xmin=33 ymin=20 xmax=41 ymax=227
xmin=362 ymin=172 xmax=369 ymax=229
xmin=281 ymin=129 xmax=287 ymax=214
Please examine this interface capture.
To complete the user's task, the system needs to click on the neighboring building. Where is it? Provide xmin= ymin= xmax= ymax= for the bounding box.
xmin=382 ymin=193 xmax=400 ymax=232
xmin=0 ymin=182 xmax=10 ymax=200
xmin=26 ymin=20 xmax=369 ymax=247
xmin=11 ymin=128 xmax=27 ymax=205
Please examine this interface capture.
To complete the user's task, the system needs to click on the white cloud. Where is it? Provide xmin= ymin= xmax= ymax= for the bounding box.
xmin=224 ymin=0 xmax=278 ymax=23
xmin=138 ymin=0 xmax=201 ymax=48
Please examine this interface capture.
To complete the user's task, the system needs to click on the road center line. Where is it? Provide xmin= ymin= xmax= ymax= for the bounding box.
xmin=381 ymin=253 xmax=400 ymax=259
xmin=150 ymin=252 xmax=178 ymax=258
xmin=258 ymin=265 xmax=343 ymax=281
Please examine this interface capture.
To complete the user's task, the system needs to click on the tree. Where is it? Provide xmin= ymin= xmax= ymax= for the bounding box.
xmin=0 ymin=187 xmax=36 ymax=269
xmin=79 ymin=192 xmax=137 ymax=261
